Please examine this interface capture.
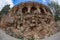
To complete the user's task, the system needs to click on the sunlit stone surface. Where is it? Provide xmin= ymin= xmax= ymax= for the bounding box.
xmin=0 ymin=2 xmax=57 ymax=40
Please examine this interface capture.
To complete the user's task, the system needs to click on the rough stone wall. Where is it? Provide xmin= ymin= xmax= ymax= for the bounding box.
xmin=0 ymin=2 xmax=57 ymax=40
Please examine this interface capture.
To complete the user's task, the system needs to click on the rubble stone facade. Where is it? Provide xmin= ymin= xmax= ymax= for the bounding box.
xmin=0 ymin=2 xmax=57 ymax=40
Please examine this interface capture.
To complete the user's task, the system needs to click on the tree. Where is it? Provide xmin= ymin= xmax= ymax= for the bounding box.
xmin=48 ymin=1 xmax=60 ymax=21
xmin=0 ymin=5 xmax=10 ymax=17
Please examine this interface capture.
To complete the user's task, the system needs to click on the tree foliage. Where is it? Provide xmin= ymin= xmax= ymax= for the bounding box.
xmin=0 ymin=5 xmax=10 ymax=17
xmin=48 ymin=1 xmax=60 ymax=21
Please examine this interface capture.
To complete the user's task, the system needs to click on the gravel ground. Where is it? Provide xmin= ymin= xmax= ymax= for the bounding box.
xmin=0 ymin=30 xmax=19 ymax=40
xmin=0 ymin=29 xmax=60 ymax=40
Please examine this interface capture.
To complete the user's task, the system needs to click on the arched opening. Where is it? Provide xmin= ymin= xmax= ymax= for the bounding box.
xmin=40 ymin=7 xmax=45 ymax=14
xmin=45 ymin=8 xmax=49 ymax=12
xmin=31 ymin=6 xmax=37 ymax=13
xmin=22 ymin=7 xmax=28 ymax=13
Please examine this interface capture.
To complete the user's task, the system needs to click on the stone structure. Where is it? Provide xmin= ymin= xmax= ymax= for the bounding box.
xmin=0 ymin=2 xmax=57 ymax=40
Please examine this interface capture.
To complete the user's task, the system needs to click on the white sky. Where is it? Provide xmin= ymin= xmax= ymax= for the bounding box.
xmin=50 ymin=0 xmax=60 ymax=5
xmin=0 ymin=0 xmax=14 ymax=11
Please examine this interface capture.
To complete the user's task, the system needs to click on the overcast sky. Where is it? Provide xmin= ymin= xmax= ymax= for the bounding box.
xmin=0 ymin=0 xmax=60 ymax=11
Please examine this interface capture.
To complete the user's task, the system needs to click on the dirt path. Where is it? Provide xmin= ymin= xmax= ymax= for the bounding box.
xmin=0 ymin=29 xmax=60 ymax=40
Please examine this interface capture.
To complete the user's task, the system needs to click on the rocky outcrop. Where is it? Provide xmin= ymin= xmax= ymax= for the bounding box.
xmin=0 ymin=2 xmax=57 ymax=40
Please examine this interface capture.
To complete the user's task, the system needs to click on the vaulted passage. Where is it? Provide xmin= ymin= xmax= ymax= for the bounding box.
xmin=31 ymin=6 xmax=37 ymax=13
xmin=22 ymin=7 xmax=28 ymax=13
